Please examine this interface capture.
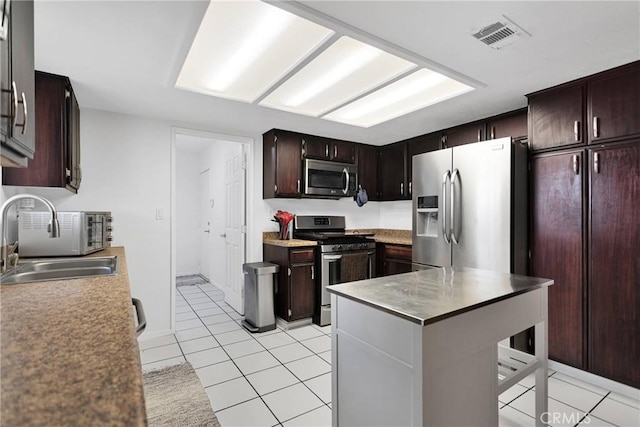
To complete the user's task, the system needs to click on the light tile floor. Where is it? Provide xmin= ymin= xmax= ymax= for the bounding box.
xmin=139 ymin=282 xmax=640 ymax=427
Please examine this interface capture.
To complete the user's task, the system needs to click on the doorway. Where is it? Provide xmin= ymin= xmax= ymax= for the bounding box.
xmin=171 ymin=128 xmax=252 ymax=327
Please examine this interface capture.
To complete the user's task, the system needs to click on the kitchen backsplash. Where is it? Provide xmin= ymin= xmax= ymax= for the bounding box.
xmin=262 ymin=198 xmax=411 ymax=231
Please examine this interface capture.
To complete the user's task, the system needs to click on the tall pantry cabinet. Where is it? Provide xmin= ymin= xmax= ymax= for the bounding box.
xmin=528 ymin=61 xmax=640 ymax=388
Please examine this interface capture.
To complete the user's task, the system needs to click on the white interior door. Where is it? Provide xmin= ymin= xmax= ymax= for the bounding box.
xmin=199 ymin=169 xmax=212 ymax=281
xmin=223 ymin=147 xmax=246 ymax=314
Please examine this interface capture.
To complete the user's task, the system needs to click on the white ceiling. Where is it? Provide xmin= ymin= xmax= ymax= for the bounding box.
xmin=34 ymin=1 xmax=640 ymax=145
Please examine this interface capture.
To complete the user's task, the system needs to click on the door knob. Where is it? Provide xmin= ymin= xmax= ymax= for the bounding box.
xmin=220 ymin=233 xmax=227 ymax=238
xmin=204 ymin=230 xmax=210 ymax=233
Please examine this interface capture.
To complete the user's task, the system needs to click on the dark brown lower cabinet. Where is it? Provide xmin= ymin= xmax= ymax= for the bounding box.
xmin=377 ymin=243 xmax=412 ymax=276
xmin=530 ymin=150 xmax=585 ymax=369
xmin=588 ymin=142 xmax=640 ymax=388
xmin=263 ymin=244 xmax=316 ymax=322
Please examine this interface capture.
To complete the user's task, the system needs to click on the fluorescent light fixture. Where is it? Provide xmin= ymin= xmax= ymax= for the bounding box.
xmin=324 ymin=69 xmax=474 ymax=127
xmin=176 ymin=1 xmax=476 ymax=127
xmin=176 ymin=0 xmax=334 ymax=102
xmin=260 ymin=36 xmax=417 ymax=117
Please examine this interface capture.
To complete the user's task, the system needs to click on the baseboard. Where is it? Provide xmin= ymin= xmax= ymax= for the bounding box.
xmin=176 ymin=271 xmax=199 ymax=278
xmin=548 ymin=360 xmax=640 ymax=400
xmin=137 ymin=328 xmax=173 ymax=341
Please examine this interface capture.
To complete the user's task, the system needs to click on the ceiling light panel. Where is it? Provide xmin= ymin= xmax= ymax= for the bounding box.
xmin=324 ymin=69 xmax=474 ymax=128
xmin=259 ymin=36 xmax=417 ymax=117
xmin=176 ymin=0 xmax=334 ymax=102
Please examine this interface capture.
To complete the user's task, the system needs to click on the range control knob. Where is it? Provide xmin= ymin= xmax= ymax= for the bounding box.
xmin=335 ymin=245 xmax=343 ymax=251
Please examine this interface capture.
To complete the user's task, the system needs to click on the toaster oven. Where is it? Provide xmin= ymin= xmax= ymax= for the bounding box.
xmin=18 ymin=211 xmax=113 ymax=257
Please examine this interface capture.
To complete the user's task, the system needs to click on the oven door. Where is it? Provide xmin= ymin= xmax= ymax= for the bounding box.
xmin=304 ymin=159 xmax=357 ymax=198
xmin=319 ymin=249 xmax=375 ymax=324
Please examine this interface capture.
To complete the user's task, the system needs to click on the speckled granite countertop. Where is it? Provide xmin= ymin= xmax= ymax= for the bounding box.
xmin=0 ymin=247 xmax=147 ymax=426
xmin=263 ymin=229 xmax=411 ymax=246
xmin=263 ymin=232 xmax=318 ymax=247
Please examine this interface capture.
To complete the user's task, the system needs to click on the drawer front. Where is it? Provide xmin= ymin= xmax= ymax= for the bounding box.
xmin=290 ymin=248 xmax=315 ymax=263
xmin=384 ymin=244 xmax=412 ymax=260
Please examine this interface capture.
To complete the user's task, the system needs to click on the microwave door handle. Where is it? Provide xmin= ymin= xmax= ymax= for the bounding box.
xmin=342 ymin=168 xmax=349 ymax=195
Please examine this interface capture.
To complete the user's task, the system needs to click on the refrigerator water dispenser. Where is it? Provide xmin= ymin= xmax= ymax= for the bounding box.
xmin=416 ymin=196 xmax=439 ymax=238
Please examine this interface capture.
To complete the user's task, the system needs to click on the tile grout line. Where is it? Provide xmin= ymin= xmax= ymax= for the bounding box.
xmin=185 ymin=284 xmax=284 ymax=425
xmin=576 ymin=392 xmax=611 ymax=427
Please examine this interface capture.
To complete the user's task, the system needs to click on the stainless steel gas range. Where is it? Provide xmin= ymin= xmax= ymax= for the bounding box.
xmin=294 ymin=215 xmax=376 ymax=326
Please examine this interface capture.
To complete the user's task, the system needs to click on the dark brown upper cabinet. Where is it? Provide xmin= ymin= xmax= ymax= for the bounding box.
xmin=378 ymin=142 xmax=407 ymax=201
xmin=588 ymin=62 xmax=640 ymax=144
xmin=303 ymin=135 xmax=355 ymax=163
xmin=356 ymin=143 xmax=379 ymax=201
xmin=528 ymin=84 xmax=585 ymax=152
xmin=0 ymin=0 xmax=35 ymax=167
xmin=263 ymin=129 xmax=303 ymax=198
xmin=3 ymin=72 xmax=81 ymax=192
xmin=441 ymin=121 xmax=486 ymax=148
xmin=486 ymin=108 xmax=528 ymax=140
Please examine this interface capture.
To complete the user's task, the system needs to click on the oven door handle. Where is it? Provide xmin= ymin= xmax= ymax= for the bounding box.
xmin=342 ymin=168 xmax=349 ymax=195
xmin=367 ymin=251 xmax=375 ymax=279
xmin=324 ymin=254 xmax=343 ymax=260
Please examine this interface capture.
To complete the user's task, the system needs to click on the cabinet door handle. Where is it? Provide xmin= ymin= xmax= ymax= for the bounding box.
xmin=593 ymin=152 xmax=600 ymax=174
xmin=593 ymin=116 xmax=600 ymax=138
xmin=491 ymin=126 xmax=496 ymax=140
xmin=132 ymin=298 xmax=147 ymax=337
xmin=334 ymin=146 xmax=338 ymax=158
xmin=477 ymin=128 xmax=482 ymax=142
xmin=574 ymin=121 xmax=580 ymax=141
xmin=16 ymin=92 xmax=27 ymax=135
xmin=311 ymin=266 xmax=314 ymax=280
xmin=400 ymin=182 xmax=404 ymax=196
xmin=1 ymin=82 xmax=19 ymax=129
xmin=409 ymin=181 xmax=412 ymax=196
xmin=297 ymin=180 xmax=301 ymax=194
xmin=572 ymin=154 xmax=580 ymax=175
xmin=325 ymin=144 xmax=329 ymax=158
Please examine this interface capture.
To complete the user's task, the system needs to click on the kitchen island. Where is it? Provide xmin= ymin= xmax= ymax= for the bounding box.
xmin=0 ymin=247 xmax=147 ymax=426
xmin=328 ymin=267 xmax=553 ymax=427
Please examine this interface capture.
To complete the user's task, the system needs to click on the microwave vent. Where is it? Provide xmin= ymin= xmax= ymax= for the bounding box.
xmin=20 ymin=212 xmax=73 ymax=230
xmin=471 ymin=15 xmax=530 ymax=50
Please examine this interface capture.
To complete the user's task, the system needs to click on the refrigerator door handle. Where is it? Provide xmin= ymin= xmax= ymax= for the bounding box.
xmin=451 ymin=169 xmax=460 ymax=245
xmin=442 ymin=170 xmax=451 ymax=244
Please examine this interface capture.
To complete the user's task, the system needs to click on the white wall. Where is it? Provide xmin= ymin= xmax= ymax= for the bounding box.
xmin=1 ymin=107 xmax=412 ymax=337
xmin=379 ymin=200 xmax=413 ymax=229
xmin=175 ymin=151 xmax=200 ymax=276
xmin=2 ymin=109 xmax=174 ymax=335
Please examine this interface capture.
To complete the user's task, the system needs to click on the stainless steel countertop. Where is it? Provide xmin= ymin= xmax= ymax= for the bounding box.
xmin=327 ymin=267 xmax=553 ymax=326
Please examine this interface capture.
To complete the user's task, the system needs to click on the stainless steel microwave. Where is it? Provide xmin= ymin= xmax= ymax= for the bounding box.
xmin=303 ymin=159 xmax=357 ymax=198
xmin=18 ymin=211 xmax=113 ymax=257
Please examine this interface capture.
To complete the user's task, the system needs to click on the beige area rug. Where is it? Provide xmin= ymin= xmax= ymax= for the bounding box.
xmin=142 ymin=362 xmax=220 ymax=427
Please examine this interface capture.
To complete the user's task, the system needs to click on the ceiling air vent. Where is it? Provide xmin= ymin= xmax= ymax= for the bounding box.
xmin=472 ymin=16 xmax=530 ymax=50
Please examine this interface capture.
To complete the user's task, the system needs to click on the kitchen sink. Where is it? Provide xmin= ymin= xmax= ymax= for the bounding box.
xmin=1 ymin=256 xmax=118 ymax=285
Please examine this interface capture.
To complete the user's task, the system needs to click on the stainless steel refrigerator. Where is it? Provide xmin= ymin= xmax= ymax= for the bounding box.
xmin=412 ymin=137 xmax=528 ymax=275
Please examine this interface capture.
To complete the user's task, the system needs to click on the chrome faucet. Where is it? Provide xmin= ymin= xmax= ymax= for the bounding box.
xmin=1 ymin=194 xmax=60 ymax=274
